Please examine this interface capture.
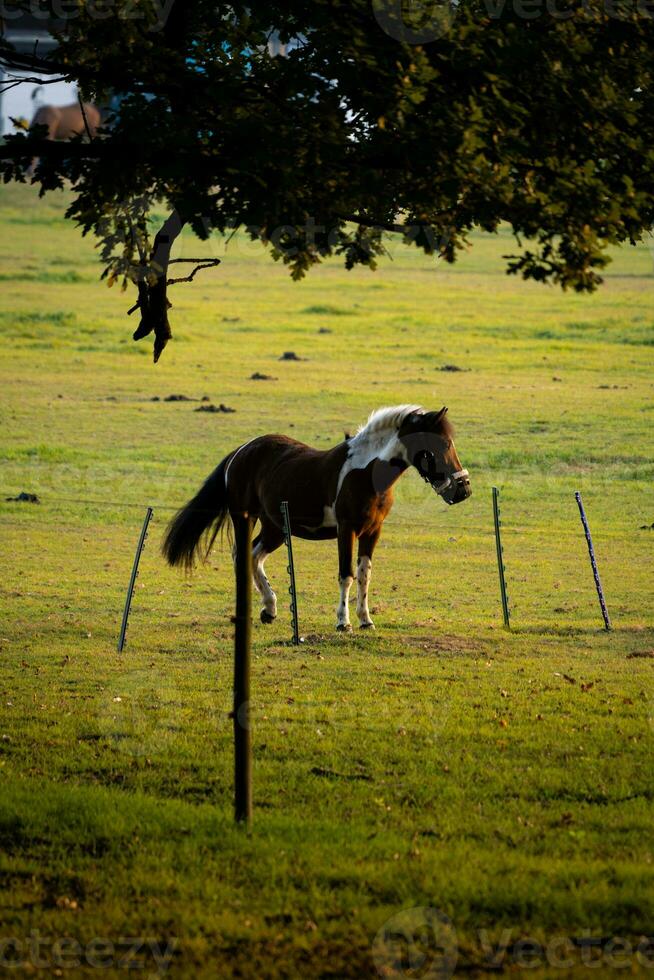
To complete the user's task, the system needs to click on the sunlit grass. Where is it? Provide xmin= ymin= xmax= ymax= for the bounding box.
xmin=0 ymin=183 xmax=653 ymax=977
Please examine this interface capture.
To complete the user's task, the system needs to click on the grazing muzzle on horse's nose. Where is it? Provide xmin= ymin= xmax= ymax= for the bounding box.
xmin=441 ymin=469 xmax=472 ymax=505
xmin=413 ymin=452 xmax=471 ymax=504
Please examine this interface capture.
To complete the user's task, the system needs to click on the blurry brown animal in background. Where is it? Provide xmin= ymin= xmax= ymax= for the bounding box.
xmin=31 ymin=102 xmax=101 ymax=141
xmin=28 ymin=103 xmax=101 ymax=175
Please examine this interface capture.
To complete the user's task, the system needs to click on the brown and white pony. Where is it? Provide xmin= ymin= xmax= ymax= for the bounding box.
xmin=163 ymin=405 xmax=471 ymax=630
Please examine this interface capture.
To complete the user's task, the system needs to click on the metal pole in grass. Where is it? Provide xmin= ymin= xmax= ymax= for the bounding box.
xmin=574 ymin=491 xmax=612 ymax=631
xmin=280 ymin=500 xmax=301 ymax=645
xmin=117 ymin=506 xmax=153 ymax=652
xmin=232 ymin=512 xmax=253 ymax=826
xmin=492 ymin=488 xmax=511 ymax=630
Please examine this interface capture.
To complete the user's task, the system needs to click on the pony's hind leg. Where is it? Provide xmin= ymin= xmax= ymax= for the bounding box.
xmin=252 ymin=521 xmax=284 ymax=624
xmin=253 ymin=539 xmax=276 ymax=623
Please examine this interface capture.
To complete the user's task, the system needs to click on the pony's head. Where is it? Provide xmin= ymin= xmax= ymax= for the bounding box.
xmin=399 ymin=407 xmax=471 ymax=505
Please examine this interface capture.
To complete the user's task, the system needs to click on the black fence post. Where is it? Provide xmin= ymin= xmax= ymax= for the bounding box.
xmin=280 ymin=500 xmax=300 ymax=645
xmin=574 ymin=491 xmax=611 ymax=631
xmin=117 ymin=506 xmax=153 ymax=652
xmin=492 ymin=487 xmax=511 ymax=630
xmin=233 ymin=512 xmax=253 ymax=826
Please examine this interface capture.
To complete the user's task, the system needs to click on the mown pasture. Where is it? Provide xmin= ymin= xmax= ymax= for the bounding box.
xmin=0 ymin=183 xmax=653 ymax=977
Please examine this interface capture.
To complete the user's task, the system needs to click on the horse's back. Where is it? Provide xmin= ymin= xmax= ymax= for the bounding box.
xmin=57 ymin=103 xmax=100 ymax=139
xmin=229 ymin=433 xmax=333 ymax=486
xmin=226 ymin=433 xmax=347 ymax=529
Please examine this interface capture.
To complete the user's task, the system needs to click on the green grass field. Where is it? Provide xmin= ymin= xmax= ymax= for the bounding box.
xmin=0 ymin=183 xmax=653 ymax=978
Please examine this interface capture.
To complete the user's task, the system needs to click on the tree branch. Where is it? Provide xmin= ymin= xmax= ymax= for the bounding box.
xmin=126 ymin=259 xmax=221 ymax=314
xmin=0 ymin=47 xmax=68 ymax=76
xmin=131 ymin=211 xmax=186 ymax=363
xmin=77 ymin=95 xmax=93 ymax=142
xmin=0 ymin=138 xmax=124 ymax=161
xmin=166 ymin=258 xmax=221 ymax=286
xmin=0 ymin=73 xmax=70 ymax=96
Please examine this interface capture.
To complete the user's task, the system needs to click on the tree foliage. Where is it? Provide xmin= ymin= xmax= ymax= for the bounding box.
xmin=1 ymin=0 xmax=653 ymax=359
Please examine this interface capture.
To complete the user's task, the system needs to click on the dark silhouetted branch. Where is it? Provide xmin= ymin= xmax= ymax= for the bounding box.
xmin=126 ymin=259 xmax=221 ymax=314
xmin=130 ymin=211 xmax=189 ymax=362
xmin=166 ymin=258 xmax=221 ymax=285
xmin=0 ymin=138 xmax=126 ymax=160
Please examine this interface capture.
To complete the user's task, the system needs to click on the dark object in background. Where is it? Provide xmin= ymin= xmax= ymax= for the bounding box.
xmin=5 ymin=492 xmax=40 ymax=503
xmin=194 ymin=403 xmax=236 ymax=414
xmin=153 ymin=394 xmax=210 ymax=401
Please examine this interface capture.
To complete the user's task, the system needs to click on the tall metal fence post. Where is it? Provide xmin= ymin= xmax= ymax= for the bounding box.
xmin=117 ymin=506 xmax=153 ymax=652
xmin=574 ymin=491 xmax=612 ymax=631
xmin=492 ymin=487 xmax=511 ymax=630
xmin=233 ymin=512 xmax=253 ymax=826
xmin=280 ymin=500 xmax=300 ymax=645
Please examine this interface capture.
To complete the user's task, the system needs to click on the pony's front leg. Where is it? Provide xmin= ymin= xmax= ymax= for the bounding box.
xmin=356 ymin=529 xmax=381 ymax=629
xmin=336 ymin=523 xmax=355 ymax=631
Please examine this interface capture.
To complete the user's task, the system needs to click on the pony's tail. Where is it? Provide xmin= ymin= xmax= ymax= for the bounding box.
xmin=162 ymin=455 xmax=232 ymax=570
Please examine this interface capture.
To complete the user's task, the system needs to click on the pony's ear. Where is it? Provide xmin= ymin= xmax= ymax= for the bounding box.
xmin=424 ymin=407 xmax=447 ymax=428
xmin=412 ymin=407 xmax=449 ymax=432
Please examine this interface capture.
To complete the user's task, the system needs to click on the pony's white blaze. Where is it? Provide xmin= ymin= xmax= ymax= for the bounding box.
xmin=335 ymin=404 xmax=423 ymax=498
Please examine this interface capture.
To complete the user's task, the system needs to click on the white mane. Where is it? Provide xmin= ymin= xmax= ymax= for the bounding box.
xmin=354 ymin=404 xmax=423 ymax=442
xmin=336 ymin=404 xmax=425 ymax=499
